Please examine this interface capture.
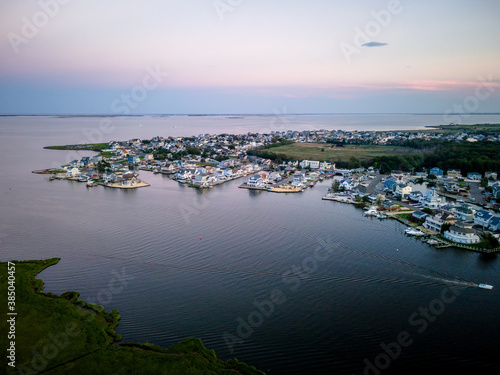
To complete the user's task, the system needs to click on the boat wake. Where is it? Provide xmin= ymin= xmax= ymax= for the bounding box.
xmin=253 ymin=216 xmax=481 ymax=289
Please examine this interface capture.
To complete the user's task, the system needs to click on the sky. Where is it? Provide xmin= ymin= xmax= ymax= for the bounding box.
xmin=1 ymin=0 xmax=499 ymax=115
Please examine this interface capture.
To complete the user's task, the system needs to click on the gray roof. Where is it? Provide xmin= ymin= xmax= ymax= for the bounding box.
xmin=449 ymin=226 xmax=475 ymax=234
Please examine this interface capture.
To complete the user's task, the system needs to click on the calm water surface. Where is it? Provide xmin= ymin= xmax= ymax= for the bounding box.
xmin=1 ymin=115 xmax=499 ymax=374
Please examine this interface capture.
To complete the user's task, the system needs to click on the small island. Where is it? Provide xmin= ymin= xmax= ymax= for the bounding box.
xmin=0 ymin=259 xmax=265 ymax=375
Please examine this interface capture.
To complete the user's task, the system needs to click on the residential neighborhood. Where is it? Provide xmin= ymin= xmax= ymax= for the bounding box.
xmin=40 ymin=128 xmax=499 ymax=250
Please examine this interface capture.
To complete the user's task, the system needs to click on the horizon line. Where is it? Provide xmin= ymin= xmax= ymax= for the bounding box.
xmin=1 ymin=112 xmax=500 ymax=117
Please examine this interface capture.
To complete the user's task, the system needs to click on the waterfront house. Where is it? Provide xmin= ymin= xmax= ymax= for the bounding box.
xmin=247 ymin=175 xmax=264 ymax=187
xmin=444 ymin=221 xmax=480 ymax=244
xmin=474 ymin=210 xmax=494 ymax=228
xmin=120 ymin=171 xmax=139 ymax=186
xmin=339 ymin=178 xmax=356 ymax=191
xmin=175 ymin=169 xmax=190 ymax=180
xmin=223 ymin=168 xmax=233 ymax=178
xmin=467 ymin=172 xmax=482 ymax=180
xmin=429 ymin=167 xmax=443 ymax=177
xmin=194 ymin=174 xmax=210 ymax=187
xmin=161 ymin=163 xmax=176 ymax=174
xmin=103 ymin=173 xmax=117 ymax=183
xmin=215 ymin=170 xmax=226 ymax=181
xmin=423 ymin=213 xmax=456 ymax=233
xmin=66 ymin=167 xmax=81 ymax=178
xmin=292 ymin=173 xmax=307 ymax=188
xmin=412 ymin=211 xmax=429 ymax=221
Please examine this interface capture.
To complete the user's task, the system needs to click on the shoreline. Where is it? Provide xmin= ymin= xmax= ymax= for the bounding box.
xmin=0 ymin=258 xmax=265 ymax=374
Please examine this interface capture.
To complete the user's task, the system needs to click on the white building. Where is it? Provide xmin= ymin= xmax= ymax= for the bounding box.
xmin=66 ymin=167 xmax=80 ymax=177
xmin=299 ymin=160 xmax=320 ymax=169
xmin=444 ymin=222 xmax=480 ymax=244
xmin=395 ymin=184 xmax=412 ymax=196
xmin=247 ymin=175 xmax=264 ymax=187
xmin=420 ymin=190 xmax=443 ymax=209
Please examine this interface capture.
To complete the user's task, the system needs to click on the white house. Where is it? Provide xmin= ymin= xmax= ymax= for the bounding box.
xmin=247 ymin=175 xmax=264 ymax=187
xmin=444 ymin=222 xmax=480 ymax=244
xmin=467 ymin=172 xmax=482 ymax=180
xmin=409 ymin=191 xmax=422 ymax=201
xmin=423 ymin=213 xmax=455 ymax=233
xmin=420 ymin=190 xmax=443 ymax=209
xmin=194 ymin=174 xmax=210 ymax=187
xmin=120 ymin=171 xmax=139 ymax=186
xmin=268 ymin=172 xmax=282 ymax=182
xmin=395 ymin=184 xmax=412 ymax=196
xmin=299 ymin=160 xmax=320 ymax=169
xmin=292 ymin=173 xmax=307 ymax=187
xmin=320 ymin=161 xmax=334 ymax=170
xmin=339 ymin=178 xmax=357 ymax=191
xmin=454 ymin=204 xmax=476 ymax=222
xmin=66 ymin=167 xmax=80 ymax=177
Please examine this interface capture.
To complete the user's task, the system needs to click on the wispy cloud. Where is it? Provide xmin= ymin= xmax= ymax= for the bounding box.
xmin=362 ymin=42 xmax=388 ymax=47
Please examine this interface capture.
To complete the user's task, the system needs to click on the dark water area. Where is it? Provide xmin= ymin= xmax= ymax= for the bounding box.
xmin=1 ymin=115 xmax=499 ymax=374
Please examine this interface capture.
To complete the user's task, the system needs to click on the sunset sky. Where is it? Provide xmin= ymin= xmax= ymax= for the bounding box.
xmin=1 ymin=0 xmax=499 ymax=114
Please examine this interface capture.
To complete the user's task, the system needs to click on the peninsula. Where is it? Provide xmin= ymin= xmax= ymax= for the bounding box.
xmin=36 ymin=124 xmax=500 ymax=252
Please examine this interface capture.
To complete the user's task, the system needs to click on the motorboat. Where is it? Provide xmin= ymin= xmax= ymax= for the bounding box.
xmin=404 ymin=228 xmax=425 ymax=236
xmin=478 ymin=284 xmax=493 ymax=290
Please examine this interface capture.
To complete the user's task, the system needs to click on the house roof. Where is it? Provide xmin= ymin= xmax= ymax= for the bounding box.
xmin=475 ymin=210 xmax=493 ymax=220
xmin=412 ymin=211 xmax=428 ymax=218
xmin=449 ymin=226 xmax=475 ymax=234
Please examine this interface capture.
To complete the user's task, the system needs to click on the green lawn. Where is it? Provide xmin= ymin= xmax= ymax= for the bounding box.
xmin=265 ymin=142 xmax=415 ymax=162
xmin=0 ymin=259 xmax=264 ymax=375
xmin=44 ymin=143 xmax=109 ymax=151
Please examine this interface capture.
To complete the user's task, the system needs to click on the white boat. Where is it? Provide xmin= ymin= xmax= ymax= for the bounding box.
xmin=86 ymin=180 xmax=96 ymax=187
xmin=364 ymin=209 xmax=378 ymax=216
xmin=478 ymin=284 xmax=493 ymax=290
xmin=404 ymin=228 xmax=425 ymax=237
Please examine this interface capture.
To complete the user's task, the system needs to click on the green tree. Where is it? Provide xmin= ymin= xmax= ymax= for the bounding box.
xmin=423 ymin=207 xmax=433 ymax=215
